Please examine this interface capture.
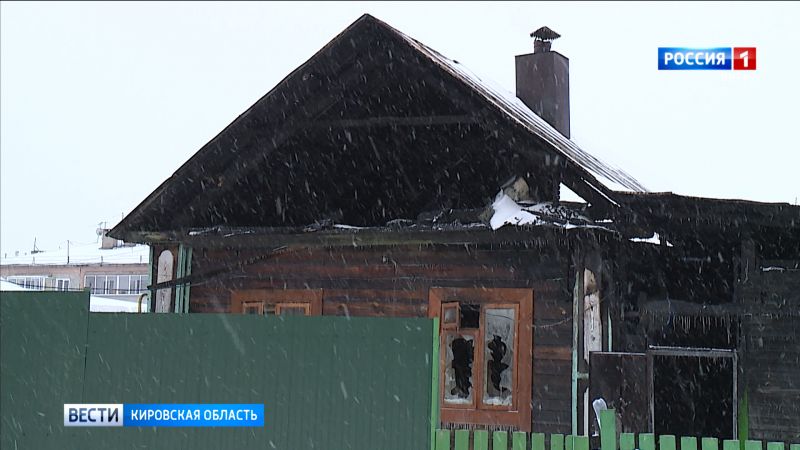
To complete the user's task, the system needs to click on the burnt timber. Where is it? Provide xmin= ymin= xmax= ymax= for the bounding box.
xmin=109 ymin=14 xmax=800 ymax=440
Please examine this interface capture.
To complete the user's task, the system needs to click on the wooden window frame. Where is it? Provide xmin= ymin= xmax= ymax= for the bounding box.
xmin=242 ymin=301 xmax=265 ymax=315
xmin=429 ymin=287 xmax=533 ymax=431
xmin=232 ymin=289 xmax=323 ymax=316
xmin=441 ymin=302 xmax=460 ymax=330
xmin=275 ymin=302 xmax=312 ymax=316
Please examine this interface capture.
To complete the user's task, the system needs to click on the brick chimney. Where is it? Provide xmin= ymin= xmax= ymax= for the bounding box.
xmin=515 ymin=26 xmax=570 ymax=138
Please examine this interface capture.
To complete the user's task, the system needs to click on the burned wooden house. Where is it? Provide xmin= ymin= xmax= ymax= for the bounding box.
xmin=109 ymin=15 xmax=800 ymax=441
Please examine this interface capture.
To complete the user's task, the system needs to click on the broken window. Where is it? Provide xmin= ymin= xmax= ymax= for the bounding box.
xmin=443 ymin=331 xmax=476 ymax=406
xmin=483 ymin=306 xmax=515 ymax=406
xmin=430 ymin=287 xmax=533 ymax=430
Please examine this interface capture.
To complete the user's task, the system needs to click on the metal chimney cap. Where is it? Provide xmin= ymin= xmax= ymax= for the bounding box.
xmin=530 ymin=26 xmax=561 ymax=42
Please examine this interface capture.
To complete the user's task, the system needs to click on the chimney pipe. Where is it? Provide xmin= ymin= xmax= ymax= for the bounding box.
xmin=515 ymin=26 xmax=570 ymax=138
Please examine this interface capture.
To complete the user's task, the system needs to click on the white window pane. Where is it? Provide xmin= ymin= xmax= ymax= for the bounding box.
xmin=483 ymin=307 xmax=515 ymax=406
xmin=106 ymin=278 xmax=116 ymax=295
xmin=118 ymin=275 xmax=130 ymax=293
xmin=94 ymin=276 xmax=105 ymax=294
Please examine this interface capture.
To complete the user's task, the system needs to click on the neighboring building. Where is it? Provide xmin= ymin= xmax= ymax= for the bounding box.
xmin=0 ymin=279 xmax=147 ymax=312
xmin=108 ymin=16 xmax=799 ymax=441
xmin=1 ymin=230 xmax=149 ymax=302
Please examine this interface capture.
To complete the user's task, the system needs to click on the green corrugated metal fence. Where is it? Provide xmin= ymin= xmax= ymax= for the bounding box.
xmin=1 ymin=291 xmax=434 ymax=449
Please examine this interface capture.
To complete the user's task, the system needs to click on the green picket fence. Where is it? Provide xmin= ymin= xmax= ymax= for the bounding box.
xmin=433 ymin=410 xmax=800 ymax=450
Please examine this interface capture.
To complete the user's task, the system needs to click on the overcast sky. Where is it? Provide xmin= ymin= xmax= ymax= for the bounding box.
xmin=1 ymin=1 xmax=798 ymax=255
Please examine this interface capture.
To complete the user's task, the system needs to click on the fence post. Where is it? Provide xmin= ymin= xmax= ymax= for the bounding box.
xmin=701 ymin=437 xmax=719 ymax=450
xmin=620 ymin=433 xmax=635 ymax=450
xmin=682 ymin=437 xmax=698 ymax=450
xmin=455 ymin=430 xmax=469 ymax=450
xmin=723 ymin=439 xmax=740 ymax=450
xmin=436 ymin=429 xmax=451 ymax=450
xmin=661 ymin=435 xmax=677 ymax=450
xmin=473 ymin=430 xmax=489 ymax=450
xmin=493 ymin=431 xmax=509 ymax=450
xmin=552 ymin=433 xmax=565 ymax=450
xmin=532 ymin=433 xmax=546 ymax=450
xmin=599 ymin=409 xmax=617 ymax=450
xmin=512 ymin=432 xmax=527 ymax=450
xmin=639 ymin=434 xmax=656 ymax=450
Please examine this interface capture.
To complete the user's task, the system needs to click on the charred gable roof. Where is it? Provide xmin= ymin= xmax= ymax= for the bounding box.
xmin=111 ymin=14 xmax=647 ymax=243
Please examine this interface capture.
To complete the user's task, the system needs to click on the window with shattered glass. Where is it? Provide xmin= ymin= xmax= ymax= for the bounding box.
xmin=483 ymin=306 xmax=516 ymax=407
xmin=443 ymin=332 xmax=476 ymax=406
xmin=440 ymin=301 xmax=518 ymax=411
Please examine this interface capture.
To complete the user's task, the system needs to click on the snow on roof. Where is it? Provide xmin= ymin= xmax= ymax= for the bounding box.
xmin=0 ymin=280 xmax=30 ymax=291
xmin=395 ymin=29 xmax=648 ymax=194
xmin=489 ymin=191 xmax=611 ymax=232
xmin=629 ymin=232 xmax=674 ymax=247
xmin=1 ymin=241 xmax=149 ymax=266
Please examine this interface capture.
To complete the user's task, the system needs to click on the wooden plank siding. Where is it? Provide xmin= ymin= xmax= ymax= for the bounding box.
xmin=187 ymin=243 xmax=574 ymax=433
xmin=737 ymin=249 xmax=800 ymax=443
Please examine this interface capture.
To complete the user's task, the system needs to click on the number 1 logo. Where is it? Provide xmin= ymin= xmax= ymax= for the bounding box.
xmin=733 ymin=47 xmax=757 ymax=70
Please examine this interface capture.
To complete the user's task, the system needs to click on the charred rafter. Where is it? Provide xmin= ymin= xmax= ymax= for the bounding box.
xmin=308 ymin=114 xmax=482 ymax=128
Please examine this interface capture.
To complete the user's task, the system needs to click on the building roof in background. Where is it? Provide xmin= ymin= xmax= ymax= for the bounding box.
xmin=1 ymin=241 xmax=149 ymax=266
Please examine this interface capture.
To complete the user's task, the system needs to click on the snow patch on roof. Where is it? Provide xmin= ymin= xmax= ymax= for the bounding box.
xmin=629 ymin=232 xmax=674 ymax=247
xmin=333 ymin=224 xmax=367 ymax=230
xmin=489 ymin=191 xmax=609 ymax=232
xmin=0 ymin=280 xmax=30 ymax=291
xmin=559 ymin=183 xmax=587 ymax=203
xmin=1 ymin=241 xmax=149 ymax=266
xmin=490 ymin=192 xmax=545 ymax=230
